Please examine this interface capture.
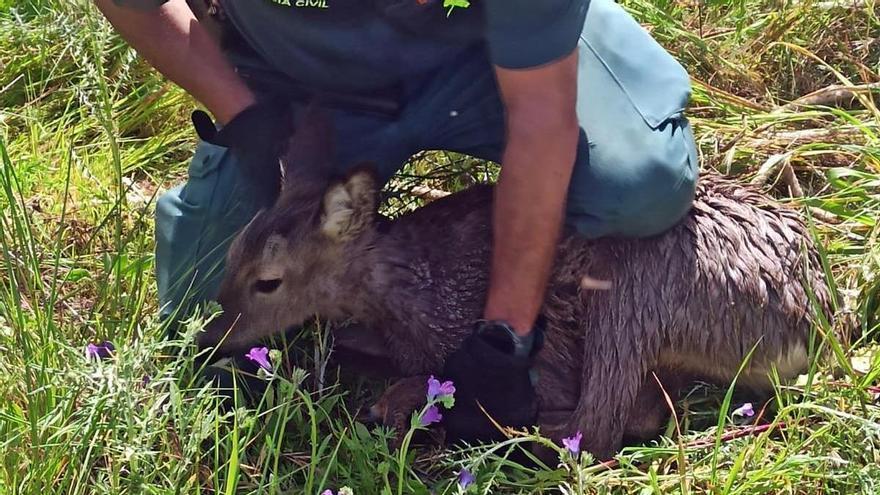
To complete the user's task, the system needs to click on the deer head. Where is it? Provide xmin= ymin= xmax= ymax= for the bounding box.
xmin=198 ymin=108 xmax=381 ymax=354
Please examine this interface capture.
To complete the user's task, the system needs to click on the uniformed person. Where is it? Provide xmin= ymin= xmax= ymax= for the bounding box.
xmin=95 ymin=0 xmax=698 ymax=443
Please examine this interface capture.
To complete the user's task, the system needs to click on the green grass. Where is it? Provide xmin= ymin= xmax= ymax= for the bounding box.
xmin=1 ymin=0 xmax=879 ymax=493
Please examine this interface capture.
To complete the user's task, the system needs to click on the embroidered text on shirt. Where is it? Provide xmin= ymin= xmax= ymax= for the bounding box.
xmin=270 ymin=0 xmax=329 ymax=8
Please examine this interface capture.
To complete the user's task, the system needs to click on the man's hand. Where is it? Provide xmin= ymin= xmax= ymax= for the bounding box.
xmin=442 ymin=319 xmax=543 ymax=443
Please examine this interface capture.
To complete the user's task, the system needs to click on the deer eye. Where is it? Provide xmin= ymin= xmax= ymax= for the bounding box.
xmin=254 ymin=278 xmax=282 ymax=294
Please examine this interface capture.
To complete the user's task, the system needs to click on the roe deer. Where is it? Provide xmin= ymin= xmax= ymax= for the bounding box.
xmin=199 ymin=111 xmax=834 ymax=459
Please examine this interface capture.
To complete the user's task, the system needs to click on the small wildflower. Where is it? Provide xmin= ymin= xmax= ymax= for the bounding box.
xmin=320 ymin=490 xmax=334 ymax=495
xmin=420 ymin=405 xmax=443 ymax=426
xmin=85 ymin=340 xmax=115 ymax=360
xmin=732 ymin=402 xmax=755 ymax=418
xmin=245 ymin=346 xmax=271 ymax=371
xmin=426 ymin=375 xmax=456 ymax=400
xmin=457 ymin=468 xmax=475 ymax=489
xmin=338 ymin=488 xmax=353 ymax=495
xmin=562 ymin=431 xmax=583 ymax=457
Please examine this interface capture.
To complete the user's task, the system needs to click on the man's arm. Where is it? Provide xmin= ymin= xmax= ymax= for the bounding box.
xmin=483 ymin=49 xmax=580 ymax=336
xmin=441 ymin=49 xmax=580 ymax=443
xmin=93 ymin=0 xmax=254 ymax=124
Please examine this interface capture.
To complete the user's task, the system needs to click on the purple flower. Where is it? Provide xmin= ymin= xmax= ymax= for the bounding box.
xmin=320 ymin=490 xmax=334 ymax=495
xmin=458 ymin=468 xmax=475 ymax=489
xmin=562 ymin=431 xmax=582 ymax=457
xmin=732 ymin=402 xmax=755 ymax=418
xmin=426 ymin=375 xmax=456 ymax=401
xmin=245 ymin=346 xmax=271 ymax=371
xmin=85 ymin=340 xmax=115 ymax=360
xmin=420 ymin=405 xmax=443 ymax=426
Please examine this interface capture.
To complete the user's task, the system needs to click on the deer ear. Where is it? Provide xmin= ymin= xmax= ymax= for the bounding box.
xmin=281 ymin=104 xmax=334 ymax=186
xmin=320 ymin=166 xmax=378 ymax=241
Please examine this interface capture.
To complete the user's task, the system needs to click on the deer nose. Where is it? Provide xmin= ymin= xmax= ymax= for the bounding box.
xmin=357 ymin=405 xmax=384 ymax=425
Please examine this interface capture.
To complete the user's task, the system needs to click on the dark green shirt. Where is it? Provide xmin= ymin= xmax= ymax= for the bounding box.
xmin=115 ymin=0 xmax=589 ymax=91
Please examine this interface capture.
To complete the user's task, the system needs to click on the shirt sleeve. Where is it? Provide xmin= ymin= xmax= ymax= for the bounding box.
xmin=484 ymin=0 xmax=589 ymax=69
xmin=112 ymin=0 xmax=168 ymax=9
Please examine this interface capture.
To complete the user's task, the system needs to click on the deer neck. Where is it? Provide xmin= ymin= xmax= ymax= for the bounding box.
xmin=361 ymin=224 xmax=485 ymax=334
xmin=319 ymin=233 xmax=396 ymax=324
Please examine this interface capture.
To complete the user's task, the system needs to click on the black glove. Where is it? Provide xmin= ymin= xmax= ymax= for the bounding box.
xmin=191 ymin=99 xmax=294 ymax=207
xmin=441 ymin=318 xmax=544 ymax=444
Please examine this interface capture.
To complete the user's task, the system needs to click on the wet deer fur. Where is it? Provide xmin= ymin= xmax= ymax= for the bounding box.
xmin=200 ymin=110 xmax=834 ymax=459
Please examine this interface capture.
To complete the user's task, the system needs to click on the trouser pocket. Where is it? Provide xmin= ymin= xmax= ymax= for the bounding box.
xmin=580 ymin=0 xmax=691 ymax=129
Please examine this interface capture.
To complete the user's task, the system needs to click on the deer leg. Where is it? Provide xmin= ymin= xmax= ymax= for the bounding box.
xmin=578 ymin=363 xmax=644 ymax=459
xmin=554 ymin=323 xmax=655 ymax=461
xmin=533 ymin=409 xmax=575 ymax=464
xmin=533 ymin=371 xmax=681 ymax=461
xmin=361 ymin=375 xmax=431 ymax=449
xmin=623 ymin=369 xmax=688 ymax=442
xmin=330 ymin=323 xmax=401 ymax=378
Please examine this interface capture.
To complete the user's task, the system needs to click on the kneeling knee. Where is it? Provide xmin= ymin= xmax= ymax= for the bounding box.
xmin=565 ymin=121 xmax=700 ymax=238
xmin=583 ymin=147 xmax=696 ymax=239
xmin=618 ymin=155 xmax=696 ymax=237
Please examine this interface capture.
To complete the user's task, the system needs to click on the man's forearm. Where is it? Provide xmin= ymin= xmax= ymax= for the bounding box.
xmin=483 ymin=120 xmax=579 ymax=335
xmin=94 ymin=0 xmax=254 ymax=123
xmin=484 ymin=48 xmax=580 ymax=336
